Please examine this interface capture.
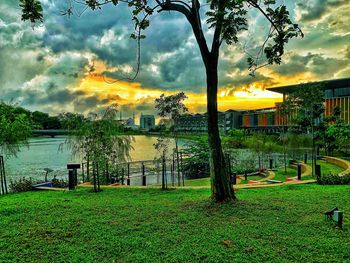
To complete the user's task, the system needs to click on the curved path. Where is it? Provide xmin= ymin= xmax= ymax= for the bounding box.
xmin=322 ymin=156 xmax=350 ymax=176
xmin=258 ymin=170 xmax=276 ymax=182
xmin=289 ymin=162 xmax=312 ymax=178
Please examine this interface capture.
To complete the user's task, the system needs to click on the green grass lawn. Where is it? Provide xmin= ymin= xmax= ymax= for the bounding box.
xmin=239 ymin=175 xmax=264 ymax=184
xmin=185 ymin=177 xmax=211 ymax=186
xmin=273 ymin=160 xmax=345 ymax=182
xmin=1 ymin=185 xmax=349 ymax=262
xmin=273 ymin=167 xmax=297 ymax=182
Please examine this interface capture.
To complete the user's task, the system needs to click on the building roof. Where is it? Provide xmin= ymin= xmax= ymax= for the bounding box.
xmin=266 ymin=77 xmax=350 ymax=94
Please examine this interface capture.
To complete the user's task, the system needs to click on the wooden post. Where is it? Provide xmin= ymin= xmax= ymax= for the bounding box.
xmin=1 ymin=156 xmax=8 ymax=194
xmin=87 ymin=155 xmax=90 ymax=182
xmin=81 ymin=162 xmax=85 ymax=183
xmin=162 ymin=156 xmax=165 ymax=190
xmin=232 ymin=172 xmax=237 ymax=185
xmin=269 ymin=159 xmax=273 ymax=170
xmin=164 ymin=157 xmax=168 ymax=189
xmin=142 ymin=162 xmax=146 ymax=186
xmin=92 ymin=162 xmax=97 ymax=192
xmin=315 ymin=164 xmax=321 ymax=180
xmin=244 ymin=171 xmax=247 ymax=181
xmin=121 ymin=167 xmax=125 ymax=185
xmin=105 ymin=162 xmax=109 ymax=184
xmin=74 ymin=169 xmax=78 ymax=186
xmin=304 ymin=153 xmax=307 ymax=164
xmin=172 ymin=154 xmax=175 ymax=186
xmin=127 ymin=163 xmax=130 ymax=186
xmin=156 ymin=161 xmax=160 ymax=184
xmin=226 ymin=154 xmax=232 ymax=178
xmin=96 ymin=162 xmax=100 ymax=192
xmin=0 ymin=156 xmax=5 ymax=195
xmin=127 ymin=163 xmax=130 ymax=178
xmin=68 ymin=170 xmax=75 ymax=190
xmin=180 ymin=152 xmax=184 ymax=186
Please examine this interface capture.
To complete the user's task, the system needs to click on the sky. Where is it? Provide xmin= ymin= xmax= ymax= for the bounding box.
xmin=1 ymin=0 xmax=350 ymax=121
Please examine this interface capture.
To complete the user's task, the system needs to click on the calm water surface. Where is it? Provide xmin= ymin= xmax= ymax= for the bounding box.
xmin=5 ymin=135 xmax=186 ymax=182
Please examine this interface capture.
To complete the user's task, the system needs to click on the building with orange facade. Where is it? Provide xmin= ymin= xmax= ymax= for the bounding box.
xmin=267 ymin=78 xmax=350 ymax=126
xmin=176 ymin=78 xmax=350 ymax=133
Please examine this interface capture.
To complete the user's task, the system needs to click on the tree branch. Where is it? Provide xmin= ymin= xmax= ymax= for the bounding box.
xmin=157 ymin=0 xmax=210 ymax=67
xmin=247 ymin=0 xmax=281 ymax=34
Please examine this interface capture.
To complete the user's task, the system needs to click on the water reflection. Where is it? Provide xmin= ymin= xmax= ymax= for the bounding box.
xmin=5 ymin=135 xmax=187 ymax=182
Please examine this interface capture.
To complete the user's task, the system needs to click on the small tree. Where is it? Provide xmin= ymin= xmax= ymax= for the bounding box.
xmin=68 ymin=105 xmax=133 ymax=191
xmin=323 ymin=106 xmax=350 ymax=156
xmin=155 ymin=92 xmax=188 ymax=186
xmin=283 ymin=83 xmax=325 ymax=176
xmin=0 ymin=102 xmax=32 ymax=194
xmin=21 ymin=0 xmax=303 ymax=202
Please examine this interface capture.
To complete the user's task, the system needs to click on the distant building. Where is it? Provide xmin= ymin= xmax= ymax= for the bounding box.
xmin=224 ymin=110 xmax=243 ymax=132
xmin=241 ymin=108 xmax=278 ymax=132
xmin=140 ymin=114 xmax=156 ymax=131
xmin=175 ymin=110 xmax=242 ymax=134
xmin=173 ymin=78 xmax=350 ymax=134
xmin=267 ymin=78 xmax=350 ymax=125
xmin=116 ymin=112 xmax=139 ymax=130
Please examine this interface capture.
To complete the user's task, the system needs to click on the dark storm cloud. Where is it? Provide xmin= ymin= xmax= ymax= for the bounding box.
xmin=1 ymin=0 xmax=349 ymax=115
xmin=74 ymin=96 xmax=109 ymax=112
xmin=296 ymin=0 xmax=347 ymax=22
xmin=270 ymin=52 xmax=349 ymax=79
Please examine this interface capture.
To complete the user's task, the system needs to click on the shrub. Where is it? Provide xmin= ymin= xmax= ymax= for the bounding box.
xmin=9 ymin=177 xmax=35 ymax=193
xmin=317 ymin=174 xmax=350 ymax=185
xmin=51 ymin=176 xmax=68 ymax=188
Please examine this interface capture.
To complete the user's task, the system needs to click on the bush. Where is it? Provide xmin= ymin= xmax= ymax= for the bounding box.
xmin=9 ymin=177 xmax=36 ymax=193
xmin=51 ymin=176 xmax=68 ymax=188
xmin=182 ymin=161 xmax=210 ymax=179
xmin=317 ymin=174 xmax=350 ymax=185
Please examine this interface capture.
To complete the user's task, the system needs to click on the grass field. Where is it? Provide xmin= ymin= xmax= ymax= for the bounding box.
xmin=272 ymin=159 xmax=345 ymax=182
xmin=1 ymin=185 xmax=349 ymax=262
xmin=273 ymin=167 xmax=297 ymax=181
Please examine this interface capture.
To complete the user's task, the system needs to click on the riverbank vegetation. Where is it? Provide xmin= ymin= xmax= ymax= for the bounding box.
xmin=1 ymin=185 xmax=349 ymax=262
xmin=67 ymin=105 xmax=133 ymax=192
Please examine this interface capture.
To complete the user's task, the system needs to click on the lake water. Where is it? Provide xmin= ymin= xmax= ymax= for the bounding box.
xmin=3 ymin=135 xmax=305 ymax=186
xmin=4 ymin=135 xmax=185 ymax=183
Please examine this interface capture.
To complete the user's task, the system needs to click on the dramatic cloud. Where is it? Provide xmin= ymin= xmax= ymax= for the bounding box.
xmin=0 ymin=0 xmax=349 ymax=119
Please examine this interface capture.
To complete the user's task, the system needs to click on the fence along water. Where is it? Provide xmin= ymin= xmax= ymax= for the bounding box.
xmin=80 ymin=153 xmax=186 ymax=187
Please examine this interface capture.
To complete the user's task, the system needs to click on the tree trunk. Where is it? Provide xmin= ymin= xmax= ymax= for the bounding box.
xmin=206 ymin=62 xmax=235 ymax=202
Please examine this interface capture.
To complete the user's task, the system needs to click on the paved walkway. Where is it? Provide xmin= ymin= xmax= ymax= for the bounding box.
xmin=259 ymin=170 xmax=276 ymax=182
xmin=290 ymin=162 xmax=312 ymax=178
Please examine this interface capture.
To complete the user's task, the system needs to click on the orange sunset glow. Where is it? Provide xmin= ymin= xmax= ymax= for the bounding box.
xmin=76 ymin=74 xmax=284 ymax=115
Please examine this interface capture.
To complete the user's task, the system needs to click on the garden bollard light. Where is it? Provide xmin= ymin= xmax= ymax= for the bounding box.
xmin=68 ymin=170 xmax=75 ymax=190
xmin=297 ymin=164 xmax=302 ymax=180
xmin=315 ymin=164 xmax=321 ymax=180
xmin=232 ymin=172 xmax=237 ymax=185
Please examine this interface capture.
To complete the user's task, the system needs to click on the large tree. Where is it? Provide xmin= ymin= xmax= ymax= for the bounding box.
xmin=20 ymin=0 xmax=303 ymax=202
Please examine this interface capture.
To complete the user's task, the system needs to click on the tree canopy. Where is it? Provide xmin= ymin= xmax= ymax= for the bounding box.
xmin=0 ymin=102 xmax=32 ymax=157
